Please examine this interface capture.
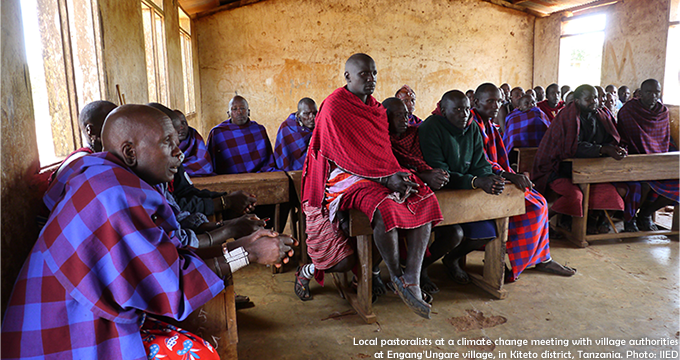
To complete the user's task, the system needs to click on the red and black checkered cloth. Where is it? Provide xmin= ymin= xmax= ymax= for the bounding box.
xmin=536 ymin=99 xmax=565 ymax=123
xmin=617 ymin=99 xmax=678 ymax=220
xmin=302 ymin=86 xmax=441 ymax=231
xmin=470 ymin=110 xmax=551 ymax=280
xmin=2 ymin=152 xmax=223 ymax=359
xmin=391 ymin=126 xmax=432 ymax=173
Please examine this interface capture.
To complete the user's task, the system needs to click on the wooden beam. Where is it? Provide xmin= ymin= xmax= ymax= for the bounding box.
xmin=479 ymin=0 xmax=548 ymax=17
xmin=194 ymin=0 xmax=266 ymax=19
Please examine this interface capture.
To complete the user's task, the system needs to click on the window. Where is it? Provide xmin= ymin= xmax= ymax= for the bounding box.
xmin=141 ymin=0 xmax=169 ymax=104
xmin=663 ymin=0 xmax=679 ymax=105
xmin=20 ymin=0 xmax=103 ymax=166
xmin=558 ymin=13 xmax=607 ymax=90
xmin=179 ymin=7 xmax=196 ymax=114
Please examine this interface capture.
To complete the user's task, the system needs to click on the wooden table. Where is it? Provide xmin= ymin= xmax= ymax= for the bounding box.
xmin=564 ymin=152 xmax=679 ymax=247
xmin=192 ymin=172 xmax=290 ymax=228
xmin=335 ymin=186 xmax=526 ymax=324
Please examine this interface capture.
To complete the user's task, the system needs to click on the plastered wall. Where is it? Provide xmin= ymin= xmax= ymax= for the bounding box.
xmin=194 ymin=0 xmax=536 ymax=140
xmin=533 ymin=0 xmax=671 ymax=90
xmin=1 ymin=0 xmax=43 ymax=315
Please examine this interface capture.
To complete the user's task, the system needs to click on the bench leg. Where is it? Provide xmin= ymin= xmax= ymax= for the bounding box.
xmin=566 ymin=183 xmax=590 ymax=248
xmin=468 ymin=217 xmax=508 ymax=300
xmin=179 ymin=276 xmax=238 ymax=359
xmin=272 ymin=204 xmax=283 ymax=274
xmin=673 ymin=206 xmax=679 ymax=232
xmin=331 ymin=234 xmax=376 ymax=324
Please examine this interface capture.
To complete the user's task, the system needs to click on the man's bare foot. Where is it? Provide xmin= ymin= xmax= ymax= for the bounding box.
xmin=420 ymin=270 xmax=440 ymax=294
xmin=534 ymin=260 xmax=576 ymax=276
xmin=442 ymin=258 xmax=470 ymax=284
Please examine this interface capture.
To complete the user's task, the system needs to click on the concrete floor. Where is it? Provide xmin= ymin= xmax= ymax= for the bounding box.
xmin=231 ymin=215 xmax=679 ymax=360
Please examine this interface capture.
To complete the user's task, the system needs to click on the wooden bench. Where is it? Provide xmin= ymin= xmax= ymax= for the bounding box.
xmin=285 ymin=170 xmax=308 ymax=264
xmin=178 ymin=275 xmax=238 ymax=360
xmin=562 ymin=152 xmax=680 ymax=247
xmin=510 ymin=147 xmax=538 ymax=176
xmin=334 ymin=186 xmax=526 ymax=324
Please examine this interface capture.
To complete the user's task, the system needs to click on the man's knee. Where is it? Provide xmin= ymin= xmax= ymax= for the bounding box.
xmin=325 ymin=255 xmax=356 ymax=273
xmin=434 ymin=225 xmax=464 ymax=249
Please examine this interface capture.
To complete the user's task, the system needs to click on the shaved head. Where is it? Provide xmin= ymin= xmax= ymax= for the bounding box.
xmin=79 ymin=100 xmax=117 ymax=152
xmin=229 ymin=96 xmax=250 ymax=125
xmin=440 ymin=90 xmax=471 ymax=130
xmin=382 ymin=97 xmax=409 ymax=135
xmin=344 ymin=53 xmax=377 ymax=102
xmin=640 ymin=79 xmax=662 ymax=110
xmin=102 ymin=104 xmax=182 ymax=185
xmin=296 ymin=97 xmax=317 ymax=129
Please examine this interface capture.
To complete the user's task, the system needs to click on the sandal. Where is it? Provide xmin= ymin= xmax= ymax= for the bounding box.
xmin=391 ymin=276 xmax=431 ymax=319
xmin=294 ymin=266 xmax=312 ymax=301
xmin=534 ymin=260 xmax=577 ymax=276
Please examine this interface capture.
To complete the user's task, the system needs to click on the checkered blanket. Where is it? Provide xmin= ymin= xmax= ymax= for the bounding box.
xmin=503 ymin=107 xmax=550 ymax=152
xmin=273 ymin=113 xmax=313 ymax=171
xmin=207 ymin=119 xmax=276 ymax=174
xmin=2 ymin=152 xmax=223 ymax=359
xmin=179 ymin=127 xmax=214 ymax=177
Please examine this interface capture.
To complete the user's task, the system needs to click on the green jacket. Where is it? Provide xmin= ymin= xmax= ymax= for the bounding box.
xmin=418 ymin=114 xmax=494 ymax=189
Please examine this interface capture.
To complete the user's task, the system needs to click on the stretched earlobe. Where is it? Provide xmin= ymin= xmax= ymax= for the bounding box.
xmin=121 ymin=142 xmax=136 ymax=167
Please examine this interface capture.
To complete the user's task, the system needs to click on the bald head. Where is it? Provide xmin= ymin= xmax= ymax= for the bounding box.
xmin=640 ymin=79 xmax=662 ymax=110
xmin=296 ymin=97 xmax=317 ymax=129
xmin=102 ymin=104 xmax=182 ymax=185
xmin=518 ymin=94 xmax=536 ymax=112
xmin=148 ymin=102 xmax=187 ymax=140
xmin=509 ymin=87 xmax=525 ymax=108
xmin=79 ymin=100 xmax=117 ymax=152
xmin=229 ymin=96 xmax=250 ymax=125
xmin=546 ymin=84 xmax=561 ymax=107
xmin=344 ymin=53 xmax=377 ymax=102
xmin=382 ymin=97 xmax=409 ymax=135
xmin=440 ymin=90 xmax=470 ymax=130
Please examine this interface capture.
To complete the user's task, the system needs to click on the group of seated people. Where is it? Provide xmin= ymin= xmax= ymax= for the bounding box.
xmin=2 ymin=52 xmax=677 ymax=359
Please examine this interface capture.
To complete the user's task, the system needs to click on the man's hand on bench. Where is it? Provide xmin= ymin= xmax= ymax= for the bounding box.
xmin=476 ymin=174 xmax=505 ymax=195
xmin=600 ymin=144 xmax=628 ymax=160
xmin=241 ymin=229 xmax=298 ymax=267
xmin=219 ymin=214 xmax=266 ymax=239
xmin=500 ymin=171 xmax=533 ymax=191
xmin=418 ymin=168 xmax=449 ymax=190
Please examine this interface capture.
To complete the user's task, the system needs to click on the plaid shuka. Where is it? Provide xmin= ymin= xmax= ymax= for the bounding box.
xmin=179 ymin=127 xmax=214 ymax=177
xmin=302 ymin=86 xmax=441 ymax=232
xmin=2 ymin=152 xmax=223 ymax=360
xmin=207 ymin=119 xmax=276 ymax=174
xmin=408 ymin=114 xmax=423 ymax=127
xmin=390 ymin=126 xmax=432 ymax=173
xmin=536 ymin=100 xmax=565 ymax=123
xmin=502 ymin=107 xmax=550 ymax=153
xmin=617 ymin=99 xmax=678 ymax=220
xmin=273 ymin=113 xmax=313 ymax=171
xmin=469 ymin=109 xmax=551 ymax=280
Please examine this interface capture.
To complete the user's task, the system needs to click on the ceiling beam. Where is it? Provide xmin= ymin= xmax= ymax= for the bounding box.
xmin=480 ymin=0 xmax=548 ymax=17
xmin=193 ymin=0 xmax=266 ymax=19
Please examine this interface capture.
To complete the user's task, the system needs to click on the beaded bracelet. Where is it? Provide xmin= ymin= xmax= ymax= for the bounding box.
xmin=222 ymin=243 xmax=250 ymax=273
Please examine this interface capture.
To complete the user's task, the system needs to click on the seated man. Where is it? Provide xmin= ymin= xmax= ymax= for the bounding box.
xmin=465 ymin=89 xmax=475 ymax=105
xmin=148 ymin=102 xmax=258 ymax=220
xmin=503 ymin=94 xmax=550 ymax=153
xmin=295 ymin=54 xmax=442 ymax=319
xmin=617 ymin=79 xmax=679 ymax=231
xmin=384 ymin=97 xmax=455 ymax=294
xmin=618 ymin=85 xmax=631 ymax=108
xmin=537 ymin=83 xmax=565 ymax=123
xmin=395 ymin=84 xmax=423 ymax=126
xmin=495 ymin=87 xmax=525 ymax=133
xmin=533 ymin=85 xmax=627 ymax=232
xmin=207 ymin=95 xmax=275 ymax=174
xmin=561 ymin=85 xmax=571 ymax=101
xmin=424 ymin=87 xmax=574 ymax=282
xmin=175 ymin=109 xmax=215 ymax=176
xmin=604 ymin=92 xmax=618 ymax=117
xmin=534 ymin=85 xmax=545 ymax=102
xmin=273 ymin=97 xmax=317 ymax=171
xmin=525 ymin=88 xmax=536 ymax=100
xmin=2 ymin=104 xmax=295 ymax=359
xmin=50 ymin=100 xmax=117 ymax=182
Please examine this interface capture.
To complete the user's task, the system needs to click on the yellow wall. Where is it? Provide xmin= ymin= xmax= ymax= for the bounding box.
xmin=194 ymin=0 xmax=536 ymax=140
xmin=533 ymin=0 xmax=671 ymax=90
xmin=1 ymin=0 xmax=43 ymax=315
